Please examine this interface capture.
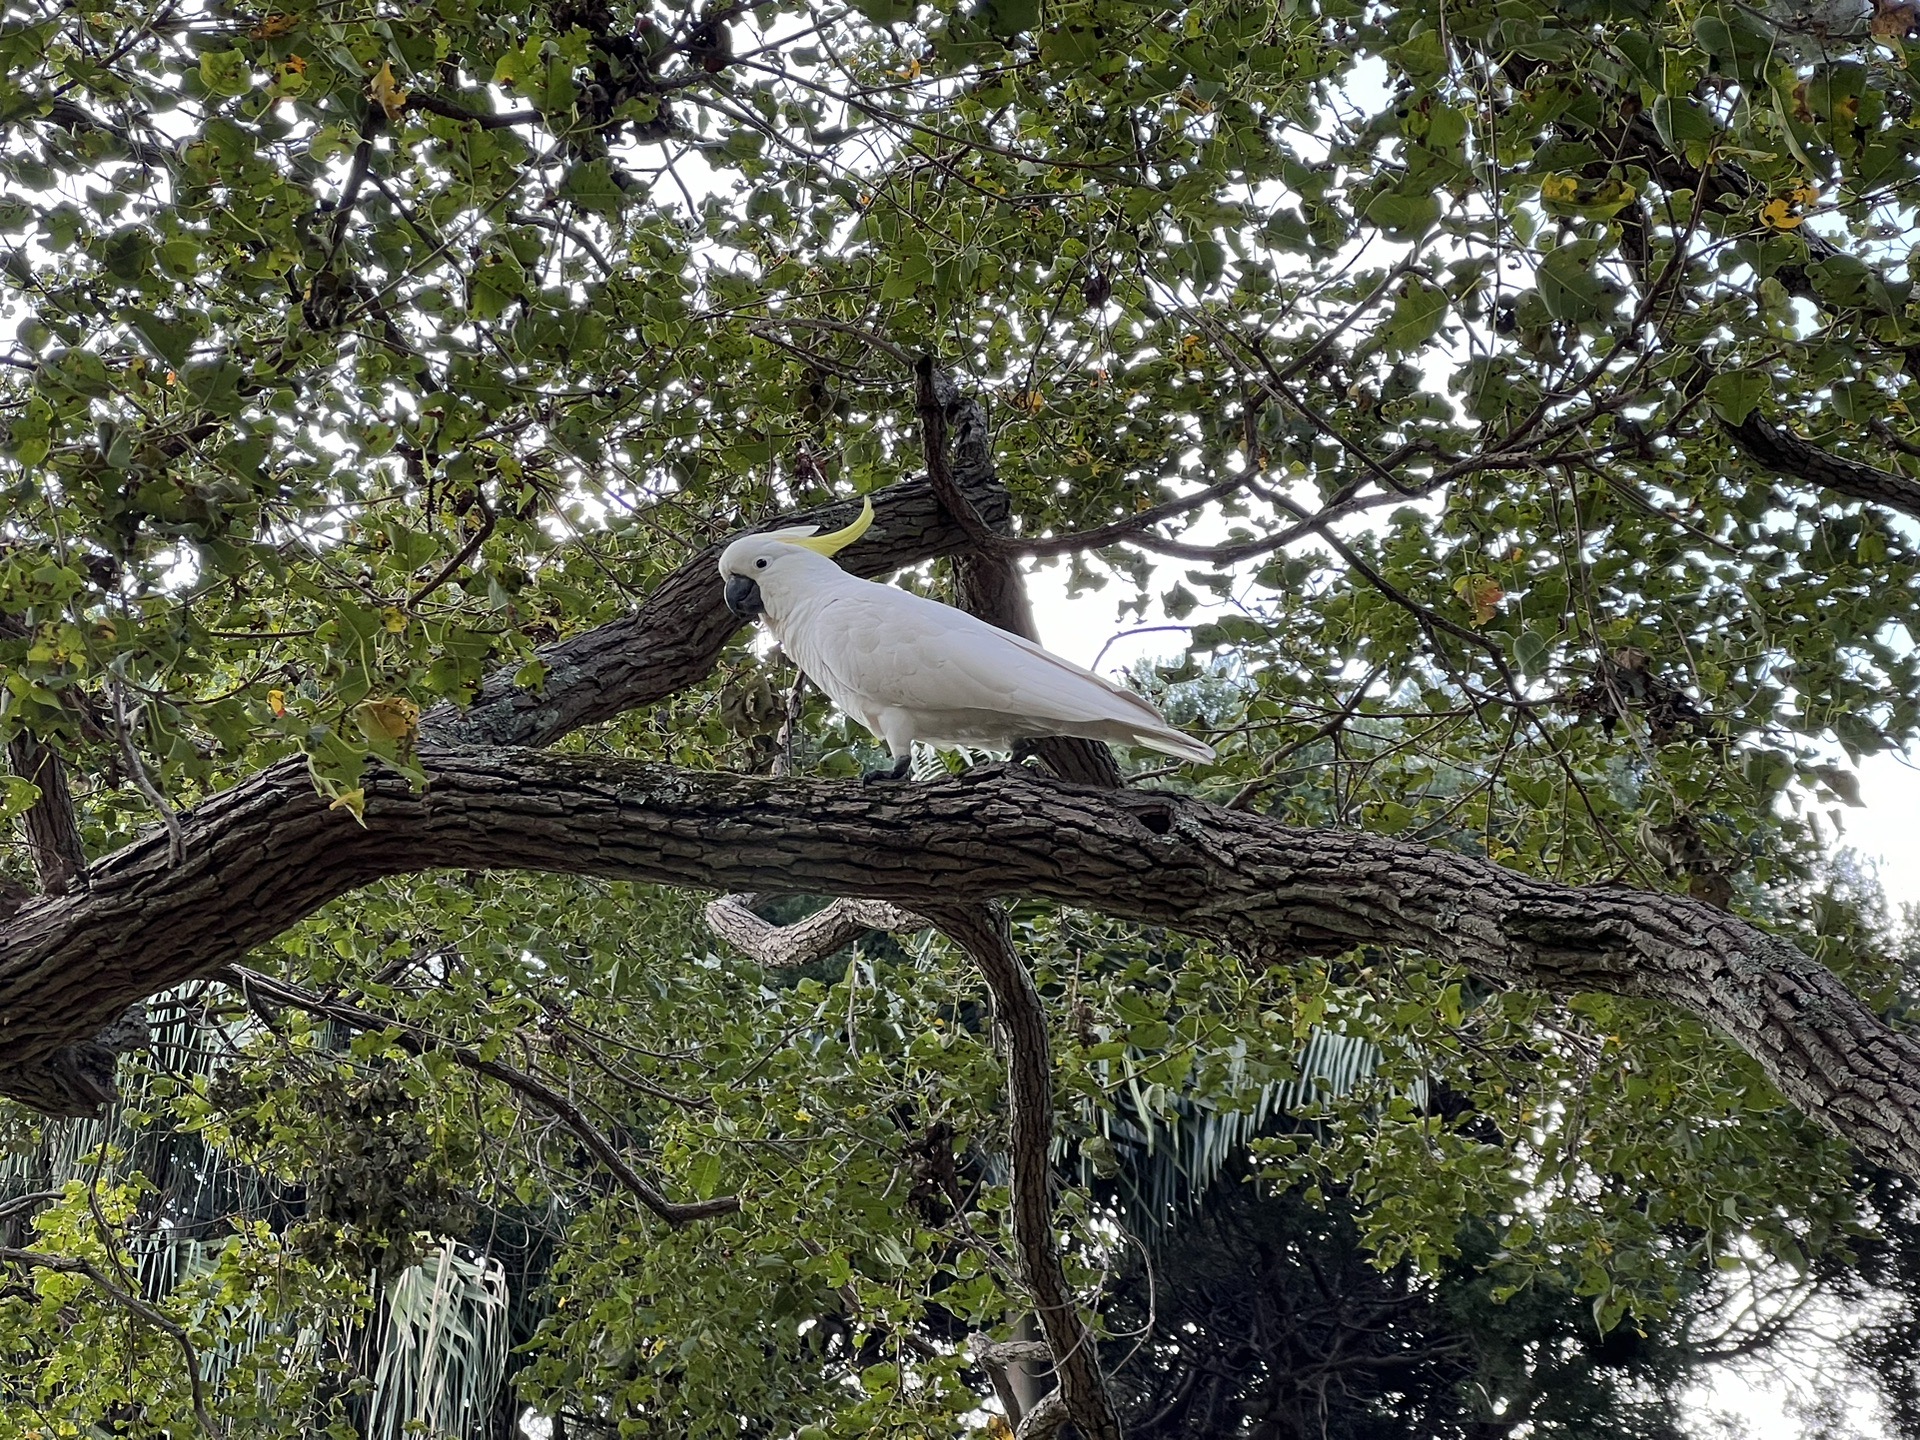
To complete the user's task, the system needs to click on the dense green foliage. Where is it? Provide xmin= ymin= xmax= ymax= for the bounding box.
xmin=6 ymin=0 xmax=1920 ymax=1433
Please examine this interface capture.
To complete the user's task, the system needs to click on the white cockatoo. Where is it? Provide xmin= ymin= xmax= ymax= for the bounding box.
xmin=717 ymin=499 xmax=1215 ymax=780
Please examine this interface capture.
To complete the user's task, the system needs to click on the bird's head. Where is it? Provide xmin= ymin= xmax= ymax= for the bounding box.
xmin=717 ymin=497 xmax=874 ymax=622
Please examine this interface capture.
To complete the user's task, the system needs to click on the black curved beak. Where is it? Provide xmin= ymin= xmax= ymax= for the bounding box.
xmin=724 ymin=575 xmax=765 ymax=619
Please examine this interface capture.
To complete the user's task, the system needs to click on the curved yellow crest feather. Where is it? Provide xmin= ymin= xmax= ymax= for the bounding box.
xmin=783 ymin=497 xmax=874 ymax=557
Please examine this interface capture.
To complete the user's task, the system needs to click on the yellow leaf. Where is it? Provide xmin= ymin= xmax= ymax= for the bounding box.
xmin=1452 ymin=574 xmax=1504 ymax=625
xmin=268 ymin=688 xmax=286 ymax=717
xmin=328 ymin=788 xmax=366 ymax=821
xmin=1761 ymin=197 xmax=1803 ymax=230
xmin=1539 ymin=174 xmax=1579 ymax=203
xmin=356 ymin=695 xmax=421 ymax=744
xmin=985 ymin=1418 xmax=1015 ymax=1440
xmin=368 ymin=61 xmax=409 ymax=123
xmin=382 ymin=605 xmax=407 ymax=633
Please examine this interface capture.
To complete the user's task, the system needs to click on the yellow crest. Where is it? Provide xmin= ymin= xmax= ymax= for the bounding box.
xmin=782 ymin=497 xmax=874 ymax=557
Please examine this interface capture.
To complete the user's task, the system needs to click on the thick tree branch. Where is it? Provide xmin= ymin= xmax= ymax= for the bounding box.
xmin=704 ymin=894 xmax=920 ymax=967
xmin=970 ymin=1333 xmax=1050 ymax=1429
xmin=0 ymin=1002 xmax=147 ymax=1116
xmin=913 ymin=357 xmax=1124 ymax=790
xmin=1721 ymin=409 xmax=1920 ymax=516
xmin=221 ymin=965 xmax=738 ymax=1226
xmin=1014 ymin=1389 xmax=1069 ymax=1440
xmin=4 ymin=757 xmax=1917 ymax=1199
xmin=925 ymin=903 xmax=1123 ymax=1440
xmin=0 ymin=452 xmax=1137 ymax=1119
xmin=420 ymin=477 xmax=1007 ymax=750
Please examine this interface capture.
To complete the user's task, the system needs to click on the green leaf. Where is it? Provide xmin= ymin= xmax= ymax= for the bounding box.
xmin=1536 ymin=240 xmax=1613 ymax=322
xmin=1513 ymin=629 xmax=1551 ymax=676
xmin=198 ymin=48 xmax=253 ymax=98
xmin=0 ymin=775 xmax=41 ymax=822
xmin=1384 ymin=279 xmax=1448 ymax=353
xmin=560 ymin=161 xmax=625 ymax=221
xmin=1362 ymin=188 xmax=1441 ymax=239
xmin=1706 ymin=371 xmax=1770 ymax=425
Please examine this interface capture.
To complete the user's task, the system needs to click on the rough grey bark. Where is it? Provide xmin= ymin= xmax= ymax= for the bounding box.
xmin=703 ymin=894 xmax=920 ymax=967
xmin=421 ymin=475 xmax=1009 ymax=750
xmin=4 ymin=755 xmax=1918 ymax=1187
xmin=6 ymin=731 xmax=89 ymax=895
xmin=8 ymin=477 xmax=1007 ymax=1105
xmin=1723 ymin=409 xmax=1920 ymax=516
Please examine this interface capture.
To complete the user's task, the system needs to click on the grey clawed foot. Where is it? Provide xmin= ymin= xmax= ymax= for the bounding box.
xmin=861 ymin=754 xmax=914 ymax=784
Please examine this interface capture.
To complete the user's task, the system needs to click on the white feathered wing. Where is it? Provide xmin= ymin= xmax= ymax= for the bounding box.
xmin=771 ymin=576 xmax=1214 ymax=763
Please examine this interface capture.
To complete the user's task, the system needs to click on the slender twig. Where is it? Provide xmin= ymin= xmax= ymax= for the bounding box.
xmin=1227 ymin=665 xmax=1384 ymax=811
xmin=404 ymin=90 xmax=544 ymax=130
xmin=0 ymin=1243 xmax=214 ymax=1435
xmin=108 ymin=676 xmax=184 ymax=865
xmin=220 ymin=965 xmax=737 ymax=1226
xmin=0 ymin=1190 xmax=61 ymax=1225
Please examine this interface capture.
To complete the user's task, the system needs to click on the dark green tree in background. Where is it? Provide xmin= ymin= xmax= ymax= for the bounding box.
xmin=5 ymin=0 xmax=1920 ymax=1434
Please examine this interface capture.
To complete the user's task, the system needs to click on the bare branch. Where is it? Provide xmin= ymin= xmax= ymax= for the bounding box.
xmin=926 ymin=903 xmax=1123 ymax=1440
xmin=404 ymin=90 xmax=546 ymax=130
xmin=1015 ymin=1389 xmax=1070 ymax=1440
xmin=705 ymin=894 xmax=921 ymax=968
xmin=0 ymin=1190 xmax=61 ymax=1226
xmin=108 ymin=678 xmax=185 ymax=867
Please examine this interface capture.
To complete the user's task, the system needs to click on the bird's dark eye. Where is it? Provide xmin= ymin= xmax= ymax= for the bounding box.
xmin=754 ymin=557 xmax=768 ymax=570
